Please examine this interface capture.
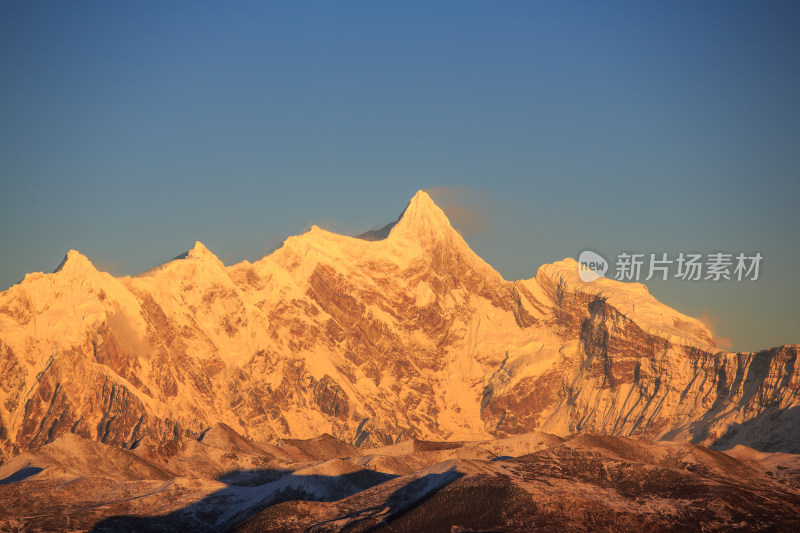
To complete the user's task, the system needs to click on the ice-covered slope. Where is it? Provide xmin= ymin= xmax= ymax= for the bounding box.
xmin=0 ymin=190 xmax=798 ymax=463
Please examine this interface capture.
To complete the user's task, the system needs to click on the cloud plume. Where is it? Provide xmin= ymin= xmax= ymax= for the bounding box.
xmin=698 ymin=311 xmax=733 ymax=350
xmin=424 ymin=186 xmax=491 ymax=236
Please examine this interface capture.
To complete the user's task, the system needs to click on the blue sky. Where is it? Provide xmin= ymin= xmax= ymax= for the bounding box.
xmin=1 ymin=1 xmax=798 ymax=351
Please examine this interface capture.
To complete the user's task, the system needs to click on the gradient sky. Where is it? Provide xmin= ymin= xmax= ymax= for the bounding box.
xmin=1 ymin=1 xmax=798 ymax=352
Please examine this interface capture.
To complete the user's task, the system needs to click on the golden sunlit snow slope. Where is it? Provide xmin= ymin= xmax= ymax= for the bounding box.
xmin=0 ymin=191 xmax=798 ymax=463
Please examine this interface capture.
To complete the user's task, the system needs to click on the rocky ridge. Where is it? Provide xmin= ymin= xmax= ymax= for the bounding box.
xmin=1 ymin=429 xmax=798 ymax=532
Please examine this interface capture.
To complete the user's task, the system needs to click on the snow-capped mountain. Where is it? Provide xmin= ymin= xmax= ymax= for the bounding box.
xmin=0 ymin=190 xmax=798 ymax=463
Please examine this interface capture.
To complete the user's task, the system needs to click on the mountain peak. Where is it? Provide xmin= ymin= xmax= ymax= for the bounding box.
xmin=172 ymin=241 xmax=218 ymax=262
xmin=53 ymin=249 xmax=97 ymax=275
xmin=389 ymin=190 xmax=457 ymax=242
xmin=187 ymin=241 xmax=213 ymax=259
xmin=403 ymin=190 xmax=446 ymax=220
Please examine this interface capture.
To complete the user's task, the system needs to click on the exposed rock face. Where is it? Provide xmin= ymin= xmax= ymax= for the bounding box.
xmin=0 ymin=190 xmax=798 ymax=462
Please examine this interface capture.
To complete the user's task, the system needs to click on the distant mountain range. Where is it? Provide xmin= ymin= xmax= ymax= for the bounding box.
xmin=0 ymin=190 xmax=798 ymax=467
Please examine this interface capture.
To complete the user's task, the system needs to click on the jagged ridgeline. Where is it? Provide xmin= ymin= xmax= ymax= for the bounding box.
xmin=0 ymin=191 xmax=798 ymax=462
